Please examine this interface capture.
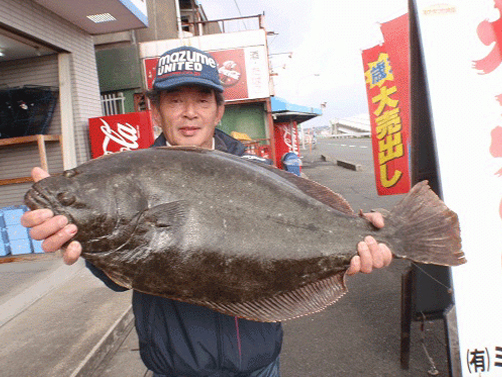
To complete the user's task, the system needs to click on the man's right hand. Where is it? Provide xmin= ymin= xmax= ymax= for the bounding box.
xmin=20 ymin=167 xmax=82 ymax=265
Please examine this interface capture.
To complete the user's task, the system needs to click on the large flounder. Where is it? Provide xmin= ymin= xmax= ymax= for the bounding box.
xmin=24 ymin=147 xmax=465 ymax=322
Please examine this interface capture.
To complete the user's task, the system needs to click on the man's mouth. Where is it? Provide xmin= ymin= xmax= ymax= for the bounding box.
xmin=179 ymin=127 xmax=200 ymax=137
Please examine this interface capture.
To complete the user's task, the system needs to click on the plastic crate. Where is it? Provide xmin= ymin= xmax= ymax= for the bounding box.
xmin=0 ymin=214 xmax=9 ymax=256
xmin=0 ymin=236 xmax=9 ymax=257
xmin=32 ymin=239 xmax=44 ymax=254
xmin=3 ymin=206 xmax=27 ymax=225
xmin=10 ymin=238 xmax=33 ymax=255
xmin=0 ymin=205 xmax=48 ymax=257
xmin=0 ymin=205 xmax=32 ymax=257
xmin=6 ymin=224 xmax=30 ymax=241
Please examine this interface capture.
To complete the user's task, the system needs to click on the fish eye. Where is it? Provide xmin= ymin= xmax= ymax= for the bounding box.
xmin=57 ymin=192 xmax=76 ymax=206
xmin=63 ymin=170 xmax=77 ymax=178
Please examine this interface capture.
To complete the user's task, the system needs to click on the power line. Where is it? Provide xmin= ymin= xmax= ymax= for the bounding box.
xmin=232 ymin=0 xmax=247 ymax=30
xmin=233 ymin=0 xmax=243 ymax=16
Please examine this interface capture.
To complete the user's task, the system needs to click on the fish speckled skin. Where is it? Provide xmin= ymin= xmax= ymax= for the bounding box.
xmin=24 ymin=147 xmax=465 ymax=322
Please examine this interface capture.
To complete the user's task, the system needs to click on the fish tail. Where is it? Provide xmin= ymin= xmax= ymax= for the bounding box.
xmin=382 ymin=181 xmax=466 ymax=266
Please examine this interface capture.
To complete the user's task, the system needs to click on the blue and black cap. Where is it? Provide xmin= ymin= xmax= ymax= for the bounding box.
xmin=153 ymin=46 xmax=223 ymax=93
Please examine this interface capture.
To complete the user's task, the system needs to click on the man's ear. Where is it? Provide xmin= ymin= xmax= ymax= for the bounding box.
xmin=151 ymin=104 xmax=161 ymax=127
xmin=215 ymin=105 xmax=225 ymax=125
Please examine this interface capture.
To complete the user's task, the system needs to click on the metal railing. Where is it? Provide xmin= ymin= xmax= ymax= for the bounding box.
xmin=187 ymin=14 xmax=265 ymax=36
xmin=101 ymin=92 xmax=125 ymax=116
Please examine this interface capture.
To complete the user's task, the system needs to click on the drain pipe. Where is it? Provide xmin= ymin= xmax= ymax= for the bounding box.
xmin=175 ymin=0 xmax=184 ymax=40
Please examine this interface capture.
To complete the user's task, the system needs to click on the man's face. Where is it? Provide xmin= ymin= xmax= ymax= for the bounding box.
xmin=152 ymin=86 xmax=224 ymax=149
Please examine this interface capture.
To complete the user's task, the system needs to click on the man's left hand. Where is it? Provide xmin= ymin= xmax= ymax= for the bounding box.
xmin=346 ymin=212 xmax=392 ymax=275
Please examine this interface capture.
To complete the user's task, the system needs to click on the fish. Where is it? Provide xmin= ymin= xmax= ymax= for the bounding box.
xmin=24 ymin=146 xmax=466 ymax=322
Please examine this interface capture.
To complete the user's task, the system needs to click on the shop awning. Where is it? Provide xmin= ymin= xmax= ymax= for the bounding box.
xmin=270 ymin=97 xmax=322 ymax=124
xmin=33 ymin=0 xmax=148 ymax=34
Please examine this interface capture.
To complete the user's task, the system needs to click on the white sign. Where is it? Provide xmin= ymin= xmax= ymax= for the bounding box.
xmin=415 ymin=0 xmax=502 ymax=375
xmin=244 ymin=46 xmax=270 ymax=99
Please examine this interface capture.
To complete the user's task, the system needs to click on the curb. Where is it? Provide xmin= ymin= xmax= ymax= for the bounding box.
xmin=321 ymin=154 xmax=362 ymax=171
xmin=71 ymin=304 xmax=135 ymax=377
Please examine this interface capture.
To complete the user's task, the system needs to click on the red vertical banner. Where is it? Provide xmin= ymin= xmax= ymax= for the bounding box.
xmin=88 ymin=111 xmax=155 ymax=159
xmin=381 ymin=13 xmax=411 ymax=190
xmin=362 ymin=41 xmax=411 ymax=195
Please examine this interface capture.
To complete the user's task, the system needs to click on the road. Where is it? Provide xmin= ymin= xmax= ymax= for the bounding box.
xmin=317 ymin=137 xmax=373 ymax=167
xmin=310 ymin=137 xmax=406 ymax=210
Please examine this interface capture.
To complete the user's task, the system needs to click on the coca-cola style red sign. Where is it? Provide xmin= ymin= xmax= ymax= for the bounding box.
xmin=88 ymin=111 xmax=155 ymax=159
xmin=144 ymin=46 xmax=269 ymax=101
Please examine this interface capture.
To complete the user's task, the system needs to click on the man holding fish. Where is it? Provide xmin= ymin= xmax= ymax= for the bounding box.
xmin=21 ymin=46 xmax=392 ymax=377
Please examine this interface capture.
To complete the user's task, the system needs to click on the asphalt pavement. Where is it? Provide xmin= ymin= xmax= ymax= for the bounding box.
xmin=0 ymin=138 xmax=452 ymax=377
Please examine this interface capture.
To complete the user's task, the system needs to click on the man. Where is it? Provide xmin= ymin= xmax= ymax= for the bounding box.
xmin=21 ymin=46 xmax=392 ymax=377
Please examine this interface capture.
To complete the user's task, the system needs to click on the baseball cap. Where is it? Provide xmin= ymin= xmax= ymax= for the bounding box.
xmin=153 ymin=46 xmax=223 ymax=93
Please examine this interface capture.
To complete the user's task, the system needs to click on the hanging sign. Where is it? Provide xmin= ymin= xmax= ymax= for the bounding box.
xmin=362 ymin=43 xmax=411 ymax=195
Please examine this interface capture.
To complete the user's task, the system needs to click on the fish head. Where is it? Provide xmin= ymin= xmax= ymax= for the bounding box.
xmin=24 ymin=167 xmax=148 ymax=251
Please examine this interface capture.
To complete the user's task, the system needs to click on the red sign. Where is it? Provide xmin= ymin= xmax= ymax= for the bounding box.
xmin=144 ymin=58 xmax=158 ymax=92
xmin=88 ymin=111 xmax=154 ymax=159
xmin=362 ymin=42 xmax=411 ymax=195
xmin=144 ymin=48 xmax=268 ymax=101
xmin=211 ymin=49 xmax=249 ymax=101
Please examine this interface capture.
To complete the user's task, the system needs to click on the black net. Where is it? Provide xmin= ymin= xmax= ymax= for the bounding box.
xmin=0 ymin=85 xmax=58 ymax=139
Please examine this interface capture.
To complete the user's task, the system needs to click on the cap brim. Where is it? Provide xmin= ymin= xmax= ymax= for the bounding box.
xmin=153 ymin=76 xmax=224 ymax=93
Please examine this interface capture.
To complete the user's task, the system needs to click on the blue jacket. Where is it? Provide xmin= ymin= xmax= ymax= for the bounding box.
xmin=87 ymin=129 xmax=283 ymax=376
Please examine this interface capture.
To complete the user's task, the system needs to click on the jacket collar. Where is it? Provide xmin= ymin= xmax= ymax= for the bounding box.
xmin=151 ymin=129 xmax=247 ymax=157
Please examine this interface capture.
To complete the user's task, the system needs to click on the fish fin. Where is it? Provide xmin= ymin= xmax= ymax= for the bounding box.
xmin=103 ymin=268 xmax=133 ymax=289
xmin=141 ymin=200 xmax=189 ymax=228
xmin=384 ymin=181 xmax=466 ymax=266
xmin=258 ymin=165 xmax=355 ymax=215
xmin=200 ymin=273 xmax=348 ymax=322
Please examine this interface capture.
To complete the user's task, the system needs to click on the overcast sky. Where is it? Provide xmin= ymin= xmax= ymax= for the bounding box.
xmin=197 ymin=0 xmax=408 ymax=128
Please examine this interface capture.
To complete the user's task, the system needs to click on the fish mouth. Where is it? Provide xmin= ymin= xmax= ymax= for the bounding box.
xmin=24 ymin=185 xmax=52 ymax=211
xmin=24 ymin=185 xmax=73 ymax=222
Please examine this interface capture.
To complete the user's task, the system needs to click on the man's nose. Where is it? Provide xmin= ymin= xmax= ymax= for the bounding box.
xmin=182 ymin=101 xmax=197 ymax=117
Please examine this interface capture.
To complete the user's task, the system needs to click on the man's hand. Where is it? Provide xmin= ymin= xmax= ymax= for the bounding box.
xmin=20 ymin=167 xmax=82 ymax=265
xmin=346 ymin=212 xmax=392 ymax=276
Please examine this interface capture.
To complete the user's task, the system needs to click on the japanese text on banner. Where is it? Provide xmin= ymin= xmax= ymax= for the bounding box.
xmin=362 ymin=46 xmax=409 ymax=195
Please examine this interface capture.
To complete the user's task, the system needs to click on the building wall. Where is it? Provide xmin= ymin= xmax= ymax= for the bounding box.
xmin=96 ymin=46 xmax=143 ymax=92
xmin=0 ymin=0 xmax=102 ymax=207
xmin=135 ymin=0 xmax=179 ymax=42
xmin=219 ymin=103 xmax=268 ymax=141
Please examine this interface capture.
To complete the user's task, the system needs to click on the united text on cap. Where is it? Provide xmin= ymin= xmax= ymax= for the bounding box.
xmin=157 ymin=50 xmax=217 ymax=76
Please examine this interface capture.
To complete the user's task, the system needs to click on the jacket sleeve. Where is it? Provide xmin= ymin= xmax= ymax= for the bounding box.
xmin=85 ymin=260 xmax=129 ymax=292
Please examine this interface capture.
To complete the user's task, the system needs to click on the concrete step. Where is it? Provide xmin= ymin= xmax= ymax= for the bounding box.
xmin=0 ymin=259 xmax=132 ymax=377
